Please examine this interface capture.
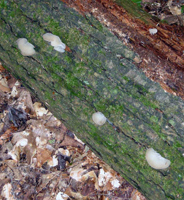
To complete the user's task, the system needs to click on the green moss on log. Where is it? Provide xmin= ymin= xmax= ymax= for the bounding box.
xmin=1 ymin=0 xmax=184 ymax=199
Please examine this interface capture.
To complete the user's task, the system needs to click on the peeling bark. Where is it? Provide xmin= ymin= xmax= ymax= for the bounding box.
xmin=63 ymin=0 xmax=184 ymax=99
xmin=1 ymin=0 xmax=184 ymax=199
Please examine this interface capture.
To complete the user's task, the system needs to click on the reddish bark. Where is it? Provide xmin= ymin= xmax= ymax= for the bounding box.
xmin=62 ymin=0 xmax=184 ymax=98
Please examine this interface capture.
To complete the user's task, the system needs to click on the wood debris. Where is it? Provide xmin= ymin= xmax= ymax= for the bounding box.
xmin=62 ymin=0 xmax=184 ymax=99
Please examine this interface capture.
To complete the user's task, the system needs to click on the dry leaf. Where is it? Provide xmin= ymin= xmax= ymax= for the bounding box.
xmin=17 ymin=90 xmax=35 ymax=114
xmin=1 ymin=183 xmax=16 ymax=200
xmin=33 ymin=102 xmax=48 ymax=117
xmin=36 ymin=148 xmax=52 ymax=167
xmin=0 ymin=82 xmax=10 ymax=93
xmin=0 ymin=129 xmax=12 ymax=145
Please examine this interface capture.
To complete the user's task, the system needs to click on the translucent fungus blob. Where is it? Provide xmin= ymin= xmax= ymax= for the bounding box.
xmin=16 ymin=38 xmax=36 ymax=56
xmin=149 ymin=28 xmax=157 ymax=35
xmin=92 ymin=112 xmax=106 ymax=126
xmin=54 ymin=46 xmax=65 ymax=53
xmin=42 ymin=33 xmax=66 ymax=53
xmin=42 ymin=33 xmax=55 ymax=42
xmin=146 ymin=148 xmax=171 ymax=170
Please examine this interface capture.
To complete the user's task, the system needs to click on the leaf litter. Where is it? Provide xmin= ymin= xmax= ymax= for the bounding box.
xmin=0 ymin=63 xmax=146 ymax=200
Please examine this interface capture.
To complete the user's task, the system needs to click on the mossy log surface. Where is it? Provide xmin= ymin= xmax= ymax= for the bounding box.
xmin=1 ymin=1 xmax=184 ymax=199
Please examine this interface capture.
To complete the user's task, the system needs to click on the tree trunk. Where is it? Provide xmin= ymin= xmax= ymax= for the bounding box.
xmin=1 ymin=0 xmax=184 ymax=199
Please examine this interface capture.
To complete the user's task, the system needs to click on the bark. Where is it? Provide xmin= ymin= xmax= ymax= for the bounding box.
xmin=64 ymin=0 xmax=184 ymax=99
xmin=0 ymin=0 xmax=184 ymax=199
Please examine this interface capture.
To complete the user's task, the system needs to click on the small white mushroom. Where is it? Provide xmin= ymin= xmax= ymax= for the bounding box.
xmin=149 ymin=28 xmax=157 ymax=35
xmin=42 ymin=33 xmax=66 ymax=52
xmin=16 ymin=38 xmax=36 ymax=56
xmin=146 ymin=148 xmax=171 ymax=170
xmin=92 ymin=112 xmax=106 ymax=126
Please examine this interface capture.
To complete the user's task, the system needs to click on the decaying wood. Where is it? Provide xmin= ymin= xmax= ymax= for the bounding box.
xmin=1 ymin=0 xmax=184 ymax=199
xmin=63 ymin=0 xmax=184 ymax=99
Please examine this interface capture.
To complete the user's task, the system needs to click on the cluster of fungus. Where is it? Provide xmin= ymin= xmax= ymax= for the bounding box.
xmin=16 ymin=32 xmax=171 ymax=172
xmin=92 ymin=111 xmax=171 ymax=170
xmin=16 ymin=33 xmax=66 ymax=56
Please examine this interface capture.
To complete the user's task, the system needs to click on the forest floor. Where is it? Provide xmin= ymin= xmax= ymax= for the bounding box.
xmin=0 ymin=63 xmax=146 ymax=200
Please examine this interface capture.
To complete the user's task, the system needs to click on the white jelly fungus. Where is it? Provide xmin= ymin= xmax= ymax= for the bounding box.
xmin=42 ymin=33 xmax=66 ymax=53
xmin=92 ymin=112 xmax=106 ymax=126
xmin=16 ymin=38 xmax=36 ymax=56
xmin=146 ymin=148 xmax=171 ymax=170
xmin=149 ymin=28 xmax=158 ymax=35
xmin=54 ymin=46 xmax=65 ymax=53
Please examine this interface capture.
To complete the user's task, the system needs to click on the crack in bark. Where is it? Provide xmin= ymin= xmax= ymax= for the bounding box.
xmin=111 ymin=122 xmax=147 ymax=148
xmin=0 ymin=17 xmax=17 ymax=37
xmin=30 ymin=57 xmax=49 ymax=72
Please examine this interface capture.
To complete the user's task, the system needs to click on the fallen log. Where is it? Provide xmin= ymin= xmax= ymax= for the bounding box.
xmin=0 ymin=0 xmax=184 ymax=199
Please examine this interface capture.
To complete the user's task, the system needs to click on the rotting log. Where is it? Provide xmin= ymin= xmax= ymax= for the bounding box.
xmin=1 ymin=0 xmax=184 ymax=199
xmin=64 ymin=0 xmax=184 ymax=99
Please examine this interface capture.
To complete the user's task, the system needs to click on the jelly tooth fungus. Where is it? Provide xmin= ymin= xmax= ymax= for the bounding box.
xmin=16 ymin=38 xmax=36 ymax=56
xmin=42 ymin=33 xmax=66 ymax=53
xmin=149 ymin=28 xmax=157 ymax=35
xmin=92 ymin=112 xmax=106 ymax=126
xmin=146 ymin=148 xmax=171 ymax=170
